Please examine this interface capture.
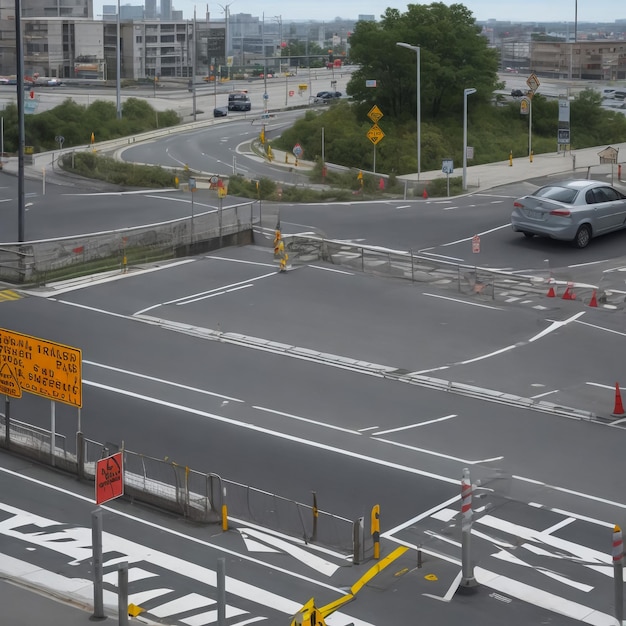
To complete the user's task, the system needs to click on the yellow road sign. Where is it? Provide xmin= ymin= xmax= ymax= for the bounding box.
xmin=0 ymin=328 xmax=82 ymax=407
xmin=366 ymin=124 xmax=385 ymax=145
xmin=367 ymin=105 xmax=383 ymax=123
xmin=526 ymin=73 xmax=540 ymax=93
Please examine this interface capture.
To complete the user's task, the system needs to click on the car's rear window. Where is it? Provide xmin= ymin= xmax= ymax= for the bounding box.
xmin=533 ymin=186 xmax=579 ymax=203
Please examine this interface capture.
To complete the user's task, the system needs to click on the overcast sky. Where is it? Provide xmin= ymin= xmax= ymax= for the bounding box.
xmin=116 ymin=1 xmax=622 ymax=24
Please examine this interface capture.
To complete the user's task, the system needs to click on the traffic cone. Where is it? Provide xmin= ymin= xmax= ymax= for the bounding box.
xmin=613 ymin=383 xmax=625 ymax=417
xmin=589 ymin=290 xmax=598 ymax=307
xmin=546 ymin=282 xmax=556 ymax=297
xmin=562 ymin=283 xmax=576 ymax=300
xmin=422 ymin=188 xmax=428 ymax=199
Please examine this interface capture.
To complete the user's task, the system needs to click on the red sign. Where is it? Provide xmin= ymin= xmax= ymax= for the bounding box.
xmin=95 ymin=452 xmax=124 ymax=505
xmin=472 ymin=235 xmax=480 ymax=254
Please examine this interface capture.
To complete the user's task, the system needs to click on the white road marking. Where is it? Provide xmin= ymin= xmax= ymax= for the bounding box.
xmin=491 ymin=550 xmax=594 ymax=592
xmin=430 ymin=508 xmax=457 ymax=522
xmin=204 ymin=256 xmax=275 ymax=268
xmin=0 ymin=502 xmax=373 ymax=625
xmin=84 ymin=359 xmax=244 ymax=403
xmin=150 ymin=593 xmax=218 ymax=617
xmin=308 ymin=265 xmax=354 ymax=275
xmin=240 ymin=528 xmax=340 ymax=577
xmin=475 ymin=567 xmax=612 ymax=625
xmin=179 ymin=282 xmax=253 ymax=304
xmin=253 ymin=405 xmax=361 ymax=435
xmin=422 ymin=571 xmax=462 ymax=602
xmin=442 ymin=224 xmax=510 ymax=246
xmin=417 ymin=251 xmax=465 ymax=261
xmin=529 ymin=312 xmax=586 ymax=342
xmin=373 ymin=437 xmax=502 ymax=465
xmin=457 ymin=345 xmax=517 ymax=365
xmin=422 ymin=292 xmax=503 ymax=310
xmin=372 ymin=414 xmax=456 ymax=435
xmin=358 ymin=426 xmax=379 ymax=432
xmin=134 ymin=271 xmax=276 ymax=314
xmin=82 ymin=379 xmax=459 ymax=485
xmin=543 ymin=517 xmax=576 ymax=535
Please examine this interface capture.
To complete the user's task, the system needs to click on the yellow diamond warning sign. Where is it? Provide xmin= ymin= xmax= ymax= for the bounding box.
xmin=0 ymin=328 xmax=82 ymax=407
xmin=367 ymin=124 xmax=385 ymax=145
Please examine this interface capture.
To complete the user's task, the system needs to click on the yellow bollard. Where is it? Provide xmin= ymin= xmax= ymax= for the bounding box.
xmin=509 ymin=151 xmax=513 ymax=167
xmin=530 ymin=150 xmax=534 ymax=163
xmin=371 ymin=504 xmax=381 ymax=560
xmin=221 ymin=504 xmax=228 ymax=531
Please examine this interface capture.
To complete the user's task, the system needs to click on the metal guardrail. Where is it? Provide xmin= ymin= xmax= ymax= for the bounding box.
xmin=285 ymin=234 xmax=626 ymax=307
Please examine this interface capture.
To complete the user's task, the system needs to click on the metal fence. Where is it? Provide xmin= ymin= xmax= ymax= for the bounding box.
xmin=285 ymin=234 xmax=624 ymax=306
xmin=0 ymin=415 xmax=360 ymax=556
xmin=221 ymin=479 xmax=356 ymax=555
xmin=0 ymin=201 xmax=255 ymax=285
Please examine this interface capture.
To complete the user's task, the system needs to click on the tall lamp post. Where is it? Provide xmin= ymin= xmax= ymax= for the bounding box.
xmin=396 ymin=42 xmax=420 ymax=181
xmin=463 ymin=87 xmax=476 ymax=191
xmin=116 ymin=0 xmax=121 ymax=119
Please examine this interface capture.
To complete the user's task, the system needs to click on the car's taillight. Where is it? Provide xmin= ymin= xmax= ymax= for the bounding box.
xmin=513 ymin=201 xmax=523 ymax=208
xmin=549 ymin=209 xmax=571 ymax=216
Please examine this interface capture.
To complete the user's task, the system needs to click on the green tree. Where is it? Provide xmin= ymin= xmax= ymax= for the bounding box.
xmin=347 ymin=2 xmax=500 ymax=119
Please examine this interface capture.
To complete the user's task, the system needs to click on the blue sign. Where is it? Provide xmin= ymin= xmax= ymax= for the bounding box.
xmin=442 ymin=159 xmax=454 ymax=174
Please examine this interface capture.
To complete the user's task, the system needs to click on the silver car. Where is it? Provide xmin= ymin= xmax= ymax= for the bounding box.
xmin=511 ymin=179 xmax=626 ymax=248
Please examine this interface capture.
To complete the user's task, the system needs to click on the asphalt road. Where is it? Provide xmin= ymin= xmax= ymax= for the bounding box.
xmin=3 ymin=238 xmax=626 ymax=624
xmin=2 ymin=114 xmax=626 ymax=625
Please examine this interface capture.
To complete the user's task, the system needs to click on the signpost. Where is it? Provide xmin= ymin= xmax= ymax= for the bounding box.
xmin=442 ymin=159 xmax=453 ymax=197
xmin=472 ymin=234 xmax=480 ymax=254
xmin=292 ymin=142 xmax=303 ymax=165
xmin=96 ymin=452 xmax=124 ymax=505
xmin=366 ymin=107 xmax=385 ymax=173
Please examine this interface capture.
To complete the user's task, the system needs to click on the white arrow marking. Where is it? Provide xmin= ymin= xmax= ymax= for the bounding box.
xmin=240 ymin=528 xmax=340 ymax=577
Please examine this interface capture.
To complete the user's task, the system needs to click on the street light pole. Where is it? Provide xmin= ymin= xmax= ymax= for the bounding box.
xmin=463 ymin=87 xmax=476 ymax=191
xmin=116 ymin=0 xmax=121 ymax=119
xmin=396 ymin=42 xmax=420 ymax=181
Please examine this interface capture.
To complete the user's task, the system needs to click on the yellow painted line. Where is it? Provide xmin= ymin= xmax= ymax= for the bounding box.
xmin=318 ymin=546 xmax=409 ymax=617
xmin=0 ymin=290 xmax=21 ymax=301
xmin=350 ymin=546 xmax=409 ymax=595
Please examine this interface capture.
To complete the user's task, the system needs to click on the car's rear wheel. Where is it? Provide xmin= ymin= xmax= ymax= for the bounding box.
xmin=574 ymin=224 xmax=591 ymax=249
xmin=522 ymin=232 xmax=535 ymax=238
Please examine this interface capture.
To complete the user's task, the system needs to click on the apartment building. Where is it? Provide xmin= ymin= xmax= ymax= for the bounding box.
xmin=530 ymin=40 xmax=626 ymax=80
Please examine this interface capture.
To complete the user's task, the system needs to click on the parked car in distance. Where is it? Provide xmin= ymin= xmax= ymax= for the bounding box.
xmin=511 ymin=179 xmax=626 ymax=248
xmin=602 ymin=88 xmax=617 ymax=99
xmin=314 ymin=90 xmax=342 ymax=104
xmin=213 ymin=106 xmax=228 ymax=117
xmin=510 ymin=88 xmax=525 ymax=98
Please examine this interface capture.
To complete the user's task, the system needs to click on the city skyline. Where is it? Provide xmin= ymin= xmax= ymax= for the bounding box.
xmin=99 ymin=1 xmax=623 ymax=25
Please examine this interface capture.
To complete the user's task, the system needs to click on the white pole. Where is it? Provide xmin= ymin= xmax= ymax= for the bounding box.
xmin=116 ymin=0 xmax=121 ymax=119
xmin=396 ymin=43 xmax=421 ymax=182
xmin=463 ymin=88 xmax=476 ymax=191
xmin=529 ymin=96 xmax=532 ymax=157
xmin=417 ymin=46 xmax=421 ymax=181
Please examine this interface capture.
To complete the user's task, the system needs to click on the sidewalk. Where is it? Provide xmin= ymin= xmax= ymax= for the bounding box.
xmin=0 ymin=578 xmax=98 ymax=626
xmin=411 ymin=142 xmax=626 ymax=192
